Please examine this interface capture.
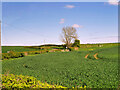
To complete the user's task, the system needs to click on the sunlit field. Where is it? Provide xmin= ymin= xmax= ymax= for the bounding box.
xmin=2 ymin=43 xmax=118 ymax=88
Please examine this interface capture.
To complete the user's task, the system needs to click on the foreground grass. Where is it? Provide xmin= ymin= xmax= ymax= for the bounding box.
xmin=2 ymin=74 xmax=67 ymax=88
xmin=2 ymin=45 xmax=118 ymax=88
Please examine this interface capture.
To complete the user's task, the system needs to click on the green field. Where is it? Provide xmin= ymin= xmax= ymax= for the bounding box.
xmin=2 ymin=46 xmax=40 ymax=53
xmin=2 ymin=44 xmax=118 ymax=88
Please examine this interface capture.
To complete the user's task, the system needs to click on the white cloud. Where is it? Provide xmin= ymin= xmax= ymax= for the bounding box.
xmin=64 ymin=5 xmax=75 ymax=8
xmin=59 ymin=18 xmax=65 ymax=24
xmin=108 ymin=0 xmax=119 ymax=5
xmin=72 ymin=24 xmax=83 ymax=28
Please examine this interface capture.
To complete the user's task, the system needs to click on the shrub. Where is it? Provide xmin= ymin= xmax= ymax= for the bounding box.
xmin=2 ymin=50 xmax=50 ymax=60
xmin=72 ymin=39 xmax=80 ymax=47
xmin=2 ymin=53 xmax=11 ymax=59
xmin=63 ymin=44 xmax=67 ymax=49
xmin=2 ymin=74 xmax=67 ymax=89
xmin=28 ymin=51 xmax=34 ymax=55
xmin=40 ymin=50 xmax=48 ymax=53
xmin=68 ymin=47 xmax=75 ymax=51
xmin=68 ymin=47 xmax=79 ymax=51
xmin=2 ymin=51 xmax=25 ymax=60
xmin=19 ymin=52 xmax=25 ymax=57
xmin=27 ymin=50 xmax=48 ymax=55
xmin=27 ymin=51 xmax=40 ymax=55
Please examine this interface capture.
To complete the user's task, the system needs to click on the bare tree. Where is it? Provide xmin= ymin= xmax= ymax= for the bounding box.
xmin=60 ymin=26 xmax=78 ymax=48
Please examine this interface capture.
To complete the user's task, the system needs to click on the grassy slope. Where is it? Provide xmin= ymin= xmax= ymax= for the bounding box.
xmin=97 ymin=46 xmax=118 ymax=61
xmin=2 ymin=46 xmax=40 ymax=53
xmin=2 ymin=45 xmax=118 ymax=88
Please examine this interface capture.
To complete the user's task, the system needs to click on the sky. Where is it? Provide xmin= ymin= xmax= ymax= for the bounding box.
xmin=2 ymin=1 xmax=118 ymax=46
xmin=1 ymin=0 xmax=114 ymax=2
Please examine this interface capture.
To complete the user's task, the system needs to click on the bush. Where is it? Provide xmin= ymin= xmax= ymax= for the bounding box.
xmin=2 ymin=50 xmax=51 ymax=60
xmin=63 ymin=44 xmax=66 ymax=49
xmin=2 ymin=51 xmax=25 ymax=60
xmin=2 ymin=53 xmax=11 ymax=59
xmin=2 ymin=74 xmax=67 ymax=89
xmin=72 ymin=39 xmax=80 ymax=47
xmin=28 ymin=51 xmax=40 ymax=55
xmin=68 ymin=47 xmax=79 ymax=51
xmin=27 ymin=50 xmax=48 ymax=55
xmin=40 ymin=50 xmax=48 ymax=53
xmin=68 ymin=47 xmax=75 ymax=51
xmin=2 ymin=74 xmax=86 ymax=89
xmin=20 ymin=53 xmax=25 ymax=57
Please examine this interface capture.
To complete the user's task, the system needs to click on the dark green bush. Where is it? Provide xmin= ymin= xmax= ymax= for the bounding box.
xmin=2 ymin=51 xmax=25 ymax=60
xmin=20 ymin=53 xmax=25 ymax=57
xmin=72 ymin=39 xmax=80 ymax=47
xmin=69 ymin=47 xmax=75 ymax=51
xmin=28 ymin=51 xmax=38 ymax=55
xmin=2 ymin=53 xmax=11 ymax=59
xmin=27 ymin=50 xmax=48 ymax=55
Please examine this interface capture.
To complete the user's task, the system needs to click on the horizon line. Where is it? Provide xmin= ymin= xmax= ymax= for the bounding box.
xmin=1 ymin=42 xmax=119 ymax=46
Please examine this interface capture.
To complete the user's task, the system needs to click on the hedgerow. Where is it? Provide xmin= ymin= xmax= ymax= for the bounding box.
xmin=2 ymin=50 xmax=49 ymax=60
xmin=2 ymin=49 xmax=67 ymax=60
xmin=27 ymin=51 xmax=41 ymax=55
xmin=2 ymin=51 xmax=25 ymax=60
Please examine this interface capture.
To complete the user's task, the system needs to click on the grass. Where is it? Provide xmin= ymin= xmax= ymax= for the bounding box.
xmin=2 ymin=46 xmax=63 ymax=53
xmin=97 ymin=46 xmax=118 ymax=61
xmin=2 ymin=44 xmax=118 ymax=88
xmin=2 ymin=46 xmax=40 ymax=53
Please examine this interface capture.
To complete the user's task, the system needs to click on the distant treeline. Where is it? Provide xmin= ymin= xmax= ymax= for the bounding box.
xmin=24 ymin=43 xmax=119 ymax=49
xmin=24 ymin=44 xmax=64 ymax=50
xmin=39 ymin=44 xmax=63 ymax=47
xmin=80 ymin=43 xmax=119 ymax=48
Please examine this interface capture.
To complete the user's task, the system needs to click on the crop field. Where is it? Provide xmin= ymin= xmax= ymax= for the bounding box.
xmin=2 ymin=46 xmax=41 ymax=53
xmin=2 ymin=45 xmax=64 ymax=53
xmin=2 ymin=44 xmax=119 ymax=88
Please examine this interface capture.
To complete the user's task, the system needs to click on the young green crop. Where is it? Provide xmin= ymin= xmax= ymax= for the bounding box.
xmin=2 ymin=46 xmax=40 ymax=53
xmin=2 ymin=44 xmax=119 ymax=88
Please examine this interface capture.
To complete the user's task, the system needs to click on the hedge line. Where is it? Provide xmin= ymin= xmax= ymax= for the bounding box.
xmin=2 ymin=47 xmax=79 ymax=60
xmin=2 ymin=51 xmax=25 ymax=60
xmin=2 ymin=50 xmax=49 ymax=60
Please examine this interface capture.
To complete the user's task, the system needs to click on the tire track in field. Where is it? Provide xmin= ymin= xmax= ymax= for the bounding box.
xmin=85 ymin=54 xmax=89 ymax=59
xmin=93 ymin=53 xmax=99 ymax=59
xmin=85 ymin=53 xmax=99 ymax=60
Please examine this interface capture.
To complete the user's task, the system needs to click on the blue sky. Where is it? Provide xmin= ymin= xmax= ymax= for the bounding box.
xmin=2 ymin=2 xmax=118 ymax=46
xmin=1 ymin=0 xmax=111 ymax=2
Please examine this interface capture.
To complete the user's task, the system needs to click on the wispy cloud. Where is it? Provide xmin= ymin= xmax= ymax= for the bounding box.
xmin=64 ymin=5 xmax=75 ymax=9
xmin=59 ymin=18 xmax=65 ymax=24
xmin=72 ymin=24 xmax=83 ymax=28
xmin=108 ymin=0 xmax=119 ymax=5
